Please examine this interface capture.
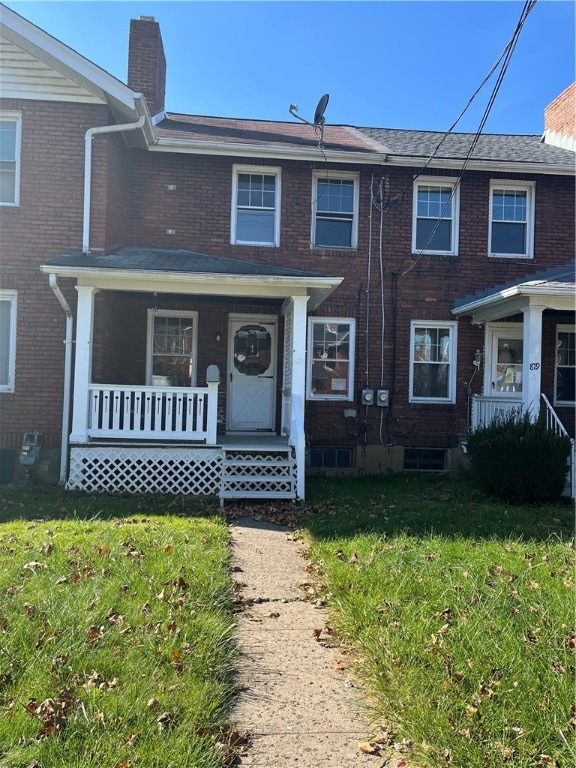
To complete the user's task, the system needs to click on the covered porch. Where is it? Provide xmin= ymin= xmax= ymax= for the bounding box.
xmin=453 ymin=263 xmax=575 ymax=496
xmin=41 ymin=247 xmax=342 ymax=501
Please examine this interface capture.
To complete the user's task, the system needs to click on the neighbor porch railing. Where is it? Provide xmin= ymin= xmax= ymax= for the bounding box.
xmin=470 ymin=395 xmax=522 ymax=431
xmin=541 ymin=393 xmax=575 ymax=499
xmin=87 ymin=384 xmax=219 ymax=443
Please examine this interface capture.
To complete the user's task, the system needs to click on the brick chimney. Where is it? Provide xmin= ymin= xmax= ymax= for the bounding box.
xmin=128 ymin=16 xmax=166 ymax=118
xmin=543 ymin=82 xmax=575 ymax=150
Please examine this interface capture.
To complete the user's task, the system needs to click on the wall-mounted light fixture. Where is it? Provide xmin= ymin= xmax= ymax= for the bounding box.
xmin=215 ymin=331 xmax=222 ymax=343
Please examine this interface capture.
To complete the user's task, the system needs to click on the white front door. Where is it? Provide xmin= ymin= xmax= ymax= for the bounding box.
xmin=486 ymin=325 xmax=524 ymax=397
xmin=227 ymin=318 xmax=277 ymax=431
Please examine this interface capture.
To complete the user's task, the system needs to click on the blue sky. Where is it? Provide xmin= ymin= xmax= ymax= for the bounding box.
xmin=3 ymin=1 xmax=575 ymax=135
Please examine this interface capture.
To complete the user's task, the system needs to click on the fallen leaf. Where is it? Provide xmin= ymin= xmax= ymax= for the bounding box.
xmin=358 ymin=741 xmax=378 ymax=754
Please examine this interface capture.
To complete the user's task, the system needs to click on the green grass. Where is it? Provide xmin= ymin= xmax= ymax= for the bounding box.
xmin=301 ymin=474 xmax=575 ymax=768
xmin=0 ymin=489 xmax=235 ymax=768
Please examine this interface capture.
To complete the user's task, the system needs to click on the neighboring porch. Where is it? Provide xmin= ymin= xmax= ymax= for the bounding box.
xmin=453 ymin=262 xmax=575 ymax=497
xmin=41 ymin=246 xmax=342 ymax=502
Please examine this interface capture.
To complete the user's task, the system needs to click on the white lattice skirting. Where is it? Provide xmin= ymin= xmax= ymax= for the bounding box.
xmin=68 ymin=446 xmax=223 ymax=495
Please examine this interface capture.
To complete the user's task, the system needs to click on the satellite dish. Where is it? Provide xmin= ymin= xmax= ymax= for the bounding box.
xmin=288 ymin=93 xmax=330 ymax=147
xmin=314 ymin=93 xmax=329 ymax=126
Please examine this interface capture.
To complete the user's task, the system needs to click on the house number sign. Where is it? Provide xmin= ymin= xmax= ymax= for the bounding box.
xmin=529 ymin=362 xmax=540 ymax=371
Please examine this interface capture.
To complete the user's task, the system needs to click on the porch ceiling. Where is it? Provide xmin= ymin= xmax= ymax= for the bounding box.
xmin=41 ymin=246 xmax=343 ymax=311
xmin=452 ymin=262 xmax=575 ymax=323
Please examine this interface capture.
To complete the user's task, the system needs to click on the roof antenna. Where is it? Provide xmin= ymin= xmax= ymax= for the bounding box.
xmin=289 ymin=93 xmax=329 ymax=147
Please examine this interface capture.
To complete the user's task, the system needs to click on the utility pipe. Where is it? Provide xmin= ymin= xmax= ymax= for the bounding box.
xmin=82 ymin=115 xmax=145 ymax=253
xmin=49 ymin=274 xmax=74 ymax=485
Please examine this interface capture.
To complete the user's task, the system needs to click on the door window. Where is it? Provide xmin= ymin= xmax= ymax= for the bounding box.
xmin=494 ymin=337 xmax=523 ymax=393
xmin=233 ymin=325 xmax=272 ymax=376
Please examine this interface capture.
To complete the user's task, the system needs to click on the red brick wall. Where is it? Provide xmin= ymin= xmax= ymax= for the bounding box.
xmin=2 ymin=99 xmax=574 ymax=457
xmin=0 ymin=99 xmax=130 ymax=450
xmin=116 ymin=153 xmax=574 ymax=449
xmin=545 ymin=82 xmax=576 ymax=139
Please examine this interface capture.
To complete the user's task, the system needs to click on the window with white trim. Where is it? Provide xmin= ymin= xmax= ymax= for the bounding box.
xmin=555 ymin=325 xmax=575 ymax=405
xmin=409 ymin=321 xmax=457 ymax=403
xmin=231 ymin=165 xmax=281 ymax=246
xmin=312 ymin=172 xmax=359 ymax=248
xmin=412 ymin=178 xmax=459 ymax=255
xmin=0 ymin=291 xmax=17 ymax=392
xmin=0 ymin=113 xmax=21 ymax=206
xmin=307 ymin=318 xmax=355 ymax=400
xmin=489 ymin=181 xmax=534 ymax=258
xmin=146 ymin=310 xmax=198 ymax=387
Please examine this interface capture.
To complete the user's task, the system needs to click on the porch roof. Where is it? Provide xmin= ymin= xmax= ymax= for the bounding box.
xmin=41 ymin=246 xmax=343 ymax=310
xmin=452 ymin=262 xmax=576 ymax=323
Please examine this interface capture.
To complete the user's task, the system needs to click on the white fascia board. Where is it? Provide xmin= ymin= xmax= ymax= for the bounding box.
xmin=151 ymin=137 xmax=387 ymax=165
xmin=40 ymin=264 xmax=342 ymax=294
xmin=1 ymin=6 xmax=138 ymax=112
xmin=388 ymin=155 xmax=575 ymax=176
xmin=452 ymin=283 xmax=576 ymax=319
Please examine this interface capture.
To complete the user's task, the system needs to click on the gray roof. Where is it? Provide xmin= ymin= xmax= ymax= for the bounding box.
xmin=356 ymin=128 xmax=576 ymax=167
xmin=453 ymin=261 xmax=576 ymax=310
xmin=45 ymin=246 xmax=332 ymax=279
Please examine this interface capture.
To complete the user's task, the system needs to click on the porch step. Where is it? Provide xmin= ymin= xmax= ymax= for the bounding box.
xmin=219 ymin=447 xmax=297 ymax=506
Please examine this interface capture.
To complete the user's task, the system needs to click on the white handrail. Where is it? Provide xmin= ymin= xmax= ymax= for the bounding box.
xmin=540 ymin=393 xmax=569 ymax=438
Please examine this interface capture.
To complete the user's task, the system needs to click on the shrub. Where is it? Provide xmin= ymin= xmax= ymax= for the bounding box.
xmin=467 ymin=411 xmax=572 ymax=503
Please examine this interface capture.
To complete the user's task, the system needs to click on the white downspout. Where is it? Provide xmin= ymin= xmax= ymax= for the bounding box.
xmin=49 ymin=274 xmax=74 ymax=485
xmin=83 ymin=115 xmax=145 ymax=254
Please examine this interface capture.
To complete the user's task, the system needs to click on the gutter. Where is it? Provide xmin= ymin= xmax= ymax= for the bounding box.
xmin=150 ymin=137 xmax=388 ymax=165
xmin=83 ymin=115 xmax=146 ymax=253
xmin=48 ymin=274 xmax=74 ymax=485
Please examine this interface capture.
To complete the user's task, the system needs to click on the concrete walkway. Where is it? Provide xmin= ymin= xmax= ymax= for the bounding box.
xmin=229 ymin=517 xmax=376 ymax=767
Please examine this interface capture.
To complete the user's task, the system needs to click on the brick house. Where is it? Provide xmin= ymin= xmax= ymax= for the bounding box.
xmin=0 ymin=6 xmax=574 ymax=500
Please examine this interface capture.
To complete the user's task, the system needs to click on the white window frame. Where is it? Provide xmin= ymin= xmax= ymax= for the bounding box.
xmin=412 ymin=177 xmax=460 ymax=256
xmin=555 ymin=324 xmax=575 ymax=406
xmin=488 ymin=181 xmax=535 ymax=259
xmin=0 ymin=291 xmax=17 ymax=392
xmin=231 ymin=164 xmax=281 ymax=246
xmin=307 ymin=318 xmax=356 ymax=401
xmin=311 ymin=170 xmax=359 ymax=249
xmin=0 ymin=112 xmax=22 ymax=207
xmin=146 ymin=309 xmax=199 ymax=387
xmin=409 ymin=321 xmax=457 ymax=404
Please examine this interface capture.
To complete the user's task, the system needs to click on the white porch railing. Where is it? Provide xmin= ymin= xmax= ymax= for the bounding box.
xmin=471 ymin=393 xmax=574 ymax=499
xmin=87 ymin=384 xmax=219 ymax=443
xmin=470 ymin=395 xmax=523 ymax=431
xmin=541 ymin=393 xmax=575 ymax=499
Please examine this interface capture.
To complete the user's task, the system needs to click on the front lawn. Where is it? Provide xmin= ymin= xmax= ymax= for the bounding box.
xmin=301 ymin=474 xmax=575 ymax=768
xmin=0 ymin=490 xmax=235 ymax=768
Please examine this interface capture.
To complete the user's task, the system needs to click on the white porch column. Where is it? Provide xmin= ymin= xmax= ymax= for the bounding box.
xmin=521 ymin=304 xmax=544 ymax=420
xmin=289 ymin=295 xmax=309 ymax=499
xmin=70 ymin=286 xmax=98 ymax=443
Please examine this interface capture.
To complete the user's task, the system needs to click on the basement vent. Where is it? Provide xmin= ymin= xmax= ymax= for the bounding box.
xmin=403 ymin=448 xmax=448 ymax=472
xmin=309 ymin=446 xmax=353 ymax=469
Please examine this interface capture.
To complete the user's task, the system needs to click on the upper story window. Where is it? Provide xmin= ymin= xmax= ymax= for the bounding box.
xmin=0 ymin=114 xmax=21 ymax=206
xmin=555 ymin=325 xmax=575 ymax=406
xmin=146 ymin=310 xmax=198 ymax=387
xmin=0 ymin=291 xmax=17 ymax=392
xmin=231 ymin=165 xmax=281 ymax=246
xmin=412 ymin=177 xmax=460 ymax=256
xmin=489 ymin=182 xmax=535 ymax=258
xmin=307 ymin=318 xmax=355 ymax=401
xmin=312 ymin=172 xmax=359 ymax=248
xmin=409 ymin=321 xmax=457 ymax=403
